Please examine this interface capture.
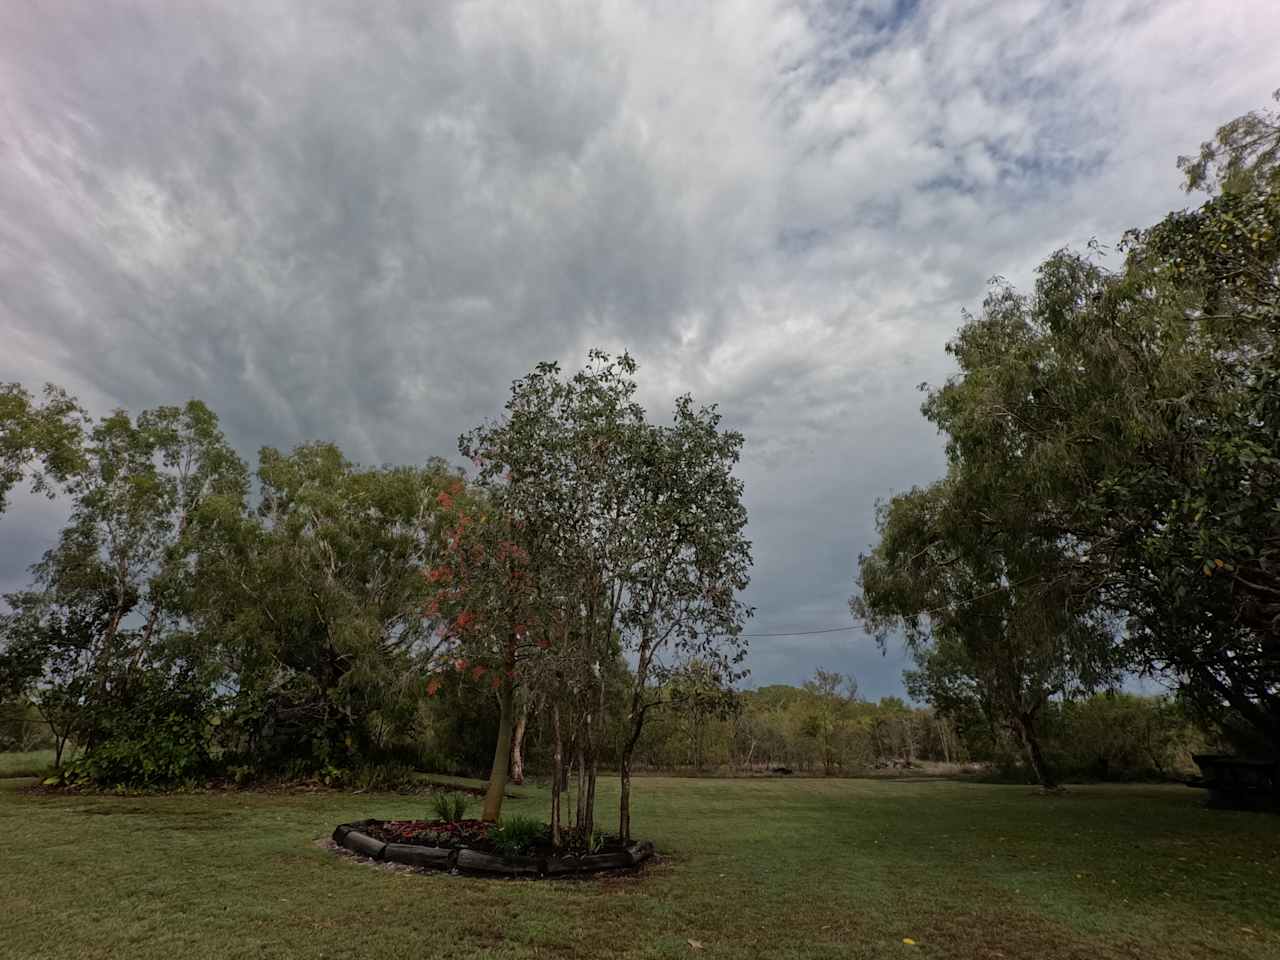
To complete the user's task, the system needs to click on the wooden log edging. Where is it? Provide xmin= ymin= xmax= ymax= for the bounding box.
xmin=330 ymin=821 xmax=655 ymax=878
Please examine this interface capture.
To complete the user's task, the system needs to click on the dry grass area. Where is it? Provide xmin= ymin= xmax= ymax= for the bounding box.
xmin=1 ymin=771 xmax=1277 ymax=959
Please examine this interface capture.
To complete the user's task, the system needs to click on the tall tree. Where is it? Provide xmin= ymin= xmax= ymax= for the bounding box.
xmin=616 ymin=395 xmax=752 ymax=840
xmin=855 ymin=481 xmax=1119 ymax=789
xmin=902 ymin=95 xmax=1280 ymax=754
xmin=448 ymin=351 xmax=754 ymax=838
xmin=194 ymin=443 xmax=453 ymax=773
xmin=0 ymin=398 xmax=248 ymax=777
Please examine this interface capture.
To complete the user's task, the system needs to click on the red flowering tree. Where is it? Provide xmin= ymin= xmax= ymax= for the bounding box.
xmin=422 ymin=481 xmax=552 ymax=822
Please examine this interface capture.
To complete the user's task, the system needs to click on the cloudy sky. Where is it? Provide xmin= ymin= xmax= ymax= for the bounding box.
xmin=1 ymin=0 xmax=1277 ymax=697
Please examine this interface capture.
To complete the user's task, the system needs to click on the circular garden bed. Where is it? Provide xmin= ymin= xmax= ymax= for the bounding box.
xmin=332 ymin=819 xmax=655 ymax=878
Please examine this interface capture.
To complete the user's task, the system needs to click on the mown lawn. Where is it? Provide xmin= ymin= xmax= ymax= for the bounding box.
xmin=0 ymin=749 xmax=64 ymax=779
xmin=1 ymin=773 xmax=1276 ymax=959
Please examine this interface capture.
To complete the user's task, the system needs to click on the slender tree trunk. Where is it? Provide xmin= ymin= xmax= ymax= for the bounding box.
xmin=510 ymin=693 xmax=529 ymax=785
xmin=619 ymin=704 xmax=646 ymax=843
xmin=481 ymin=674 xmax=516 ymax=822
xmin=618 ymin=752 xmax=633 ymax=843
xmin=573 ymin=728 xmax=587 ymax=833
xmin=1016 ymin=714 xmax=1057 ymax=790
xmin=551 ymin=702 xmax=564 ymax=848
xmin=582 ymin=666 xmax=605 ymax=839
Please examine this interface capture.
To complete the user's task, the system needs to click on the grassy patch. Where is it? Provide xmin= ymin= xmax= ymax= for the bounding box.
xmin=0 ymin=749 xmax=71 ymax=779
xmin=1 ymin=771 xmax=1276 ymax=959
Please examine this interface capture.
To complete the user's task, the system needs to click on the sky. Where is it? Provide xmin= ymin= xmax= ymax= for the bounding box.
xmin=1 ymin=0 xmax=1277 ymax=699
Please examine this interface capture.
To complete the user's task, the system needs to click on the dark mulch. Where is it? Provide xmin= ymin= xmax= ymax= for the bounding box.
xmin=362 ymin=818 xmax=630 ymax=858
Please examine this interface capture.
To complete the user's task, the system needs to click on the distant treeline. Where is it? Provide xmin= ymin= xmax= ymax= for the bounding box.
xmin=2 ymin=668 xmax=1208 ymax=786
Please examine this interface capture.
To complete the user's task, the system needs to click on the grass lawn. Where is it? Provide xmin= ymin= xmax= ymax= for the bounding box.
xmin=0 ymin=749 xmax=66 ymax=779
xmin=1 ymin=773 xmax=1277 ymax=959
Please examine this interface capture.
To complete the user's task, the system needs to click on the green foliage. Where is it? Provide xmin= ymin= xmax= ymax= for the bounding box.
xmin=490 ymin=814 xmax=546 ymax=858
xmin=0 ymin=398 xmax=247 ymax=785
xmin=430 ymin=790 xmax=470 ymax=822
xmin=70 ymin=673 xmax=214 ymax=787
xmin=0 ymin=382 xmax=87 ymax=513
xmin=1042 ymin=694 xmax=1206 ymax=782
xmin=192 ymin=443 xmax=456 ymax=777
xmin=443 ymin=350 xmax=753 ymax=835
xmin=856 ymin=93 xmax=1280 ymax=762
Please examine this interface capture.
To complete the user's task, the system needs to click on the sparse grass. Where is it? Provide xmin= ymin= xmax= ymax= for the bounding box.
xmin=1 ymin=768 xmax=1277 ymax=959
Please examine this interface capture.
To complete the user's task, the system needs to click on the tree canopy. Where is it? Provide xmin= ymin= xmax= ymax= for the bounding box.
xmin=854 ymin=92 xmax=1280 ymax=762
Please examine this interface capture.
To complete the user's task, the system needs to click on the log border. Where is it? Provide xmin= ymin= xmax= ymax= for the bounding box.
xmin=331 ymin=821 xmax=655 ymax=878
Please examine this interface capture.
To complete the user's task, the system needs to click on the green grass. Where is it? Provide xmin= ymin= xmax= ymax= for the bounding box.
xmin=1 ymin=772 xmax=1277 ymax=959
xmin=0 ymin=749 xmax=67 ymax=779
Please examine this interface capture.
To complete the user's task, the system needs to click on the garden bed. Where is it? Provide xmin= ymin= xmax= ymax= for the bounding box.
xmin=331 ymin=819 xmax=655 ymax=877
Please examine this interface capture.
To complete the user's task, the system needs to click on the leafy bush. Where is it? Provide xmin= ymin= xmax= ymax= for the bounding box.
xmin=431 ymin=790 xmax=470 ymax=822
xmin=490 ymin=814 xmax=545 ymax=858
xmin=74 ymin=674 xmax=213 ymax=787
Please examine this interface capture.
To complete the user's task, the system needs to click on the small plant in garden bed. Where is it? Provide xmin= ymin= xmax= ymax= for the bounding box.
xmin=490 ymin=814 xmax=545 ymax=858
xmin=430 ymin=790 xmax=470 ymax=822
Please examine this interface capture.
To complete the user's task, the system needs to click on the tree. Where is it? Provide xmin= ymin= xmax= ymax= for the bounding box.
xmin=855 ymin=481 xmax=1120 ymax=789
xmin=194 ymin=442 xmax=454 ymax=775
xmin=0 ymin=397 xmax=248 ymax=781
xmin=903 ymin=95 xmax=1280 ymax=754
xmin=0 ymin=382 xmax=87 ymax=513
xmin=610 ymin=394 xmax=753 ymax=841
xmin=422 ymin=481 xmax=552 ymax=822
xmin=0 ymin=591 xmax=112 ymax=766
xmin=801 ymin=669 xmax=859 ymax=775
xmin=446 ymin=351 xmax=754 ymax=839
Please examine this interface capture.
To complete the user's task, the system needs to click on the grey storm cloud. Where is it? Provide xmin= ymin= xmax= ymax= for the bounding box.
xmin=2 ymin=0 xmax=1277 ymax=697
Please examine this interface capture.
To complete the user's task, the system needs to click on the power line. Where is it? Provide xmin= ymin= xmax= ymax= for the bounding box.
xmin=741 ymin=625 xmax=860 ymax=637
xmin=741 ymin=576 xmax=1040 ymax=638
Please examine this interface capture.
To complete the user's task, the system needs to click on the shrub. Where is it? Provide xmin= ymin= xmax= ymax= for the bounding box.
xmin=74 ymin=673 xmax=213 ymax=787
xmin=431 ymin=790 xmax=470 ymax=822
xmin=490 ymin=814 xmax=545 ymax=858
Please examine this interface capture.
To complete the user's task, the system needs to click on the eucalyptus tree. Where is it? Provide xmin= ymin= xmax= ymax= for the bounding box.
xmin=0 ymin=398 xmax=248 ymax=772
xmin=860 ymin=93 xmax=1280 ymax=758
xmin=448 ymin=351 xmax=754 ymax=840
xmin=448 ymin=352 xmax=639 ymax=830
xmin=192 ymin=442 xmax=454 ymax=773
xmin=855 ymin=481 xmax=1119 ymax=789
xmin=616 ymin=395 xmax=752 ymax=840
